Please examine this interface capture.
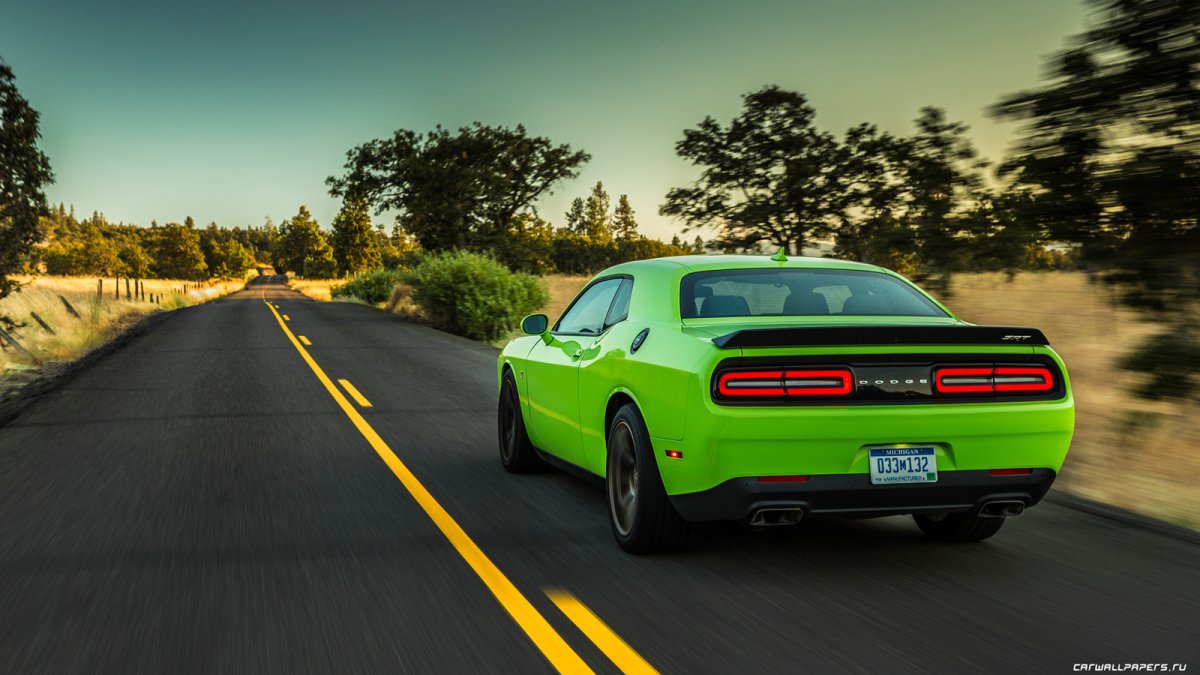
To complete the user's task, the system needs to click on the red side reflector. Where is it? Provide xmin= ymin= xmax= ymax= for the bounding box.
xmin=934 ymin=367 xmax=994 ymax=394
xmin=665 ymin=449 xmax=683 ymax=459
xmin=989 ymin=468 xmax=1033 ymax=476
xmin=757 ymin=475 xmax=811 ymax=483
xmin=784 ymin=369 xmax=853 ymax=396
xmin=993 ymin=366 xmax=1054 ymax=392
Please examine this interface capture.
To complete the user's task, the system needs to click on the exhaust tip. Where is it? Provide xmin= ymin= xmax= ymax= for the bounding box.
xmin=979 ymin=500 xmax=1026 ymax=519
xmin=748 ymin=507 xmax=805 ymax=527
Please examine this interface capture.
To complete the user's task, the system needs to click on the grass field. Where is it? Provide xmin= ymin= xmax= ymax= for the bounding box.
xmin=530 ymin=271 xmax=1198 ymax=527
xmin=0 ymin=275 xmax=247 ymax=391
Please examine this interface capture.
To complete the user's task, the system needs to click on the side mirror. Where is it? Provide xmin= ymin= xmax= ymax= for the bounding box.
xmin=521 ymin=314 xmax=549 ymax=335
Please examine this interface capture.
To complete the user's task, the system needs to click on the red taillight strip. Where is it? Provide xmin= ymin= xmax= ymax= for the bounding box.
xmin=993 ymin=366 xmax=1054 ymax=392
xmin=717 ymin=368 xmax=853 ymax=398
xmin=935 ymin=367 xmax=995 ymax=394
xmin=717 ymin=370 xmax=785 ymax=397
xmin=784 ymin=369 xmax=853 ymax=396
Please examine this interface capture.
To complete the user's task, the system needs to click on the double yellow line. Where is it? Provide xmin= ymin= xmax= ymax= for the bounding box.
xmin=263 ymin=301 xmax=655 ymax=673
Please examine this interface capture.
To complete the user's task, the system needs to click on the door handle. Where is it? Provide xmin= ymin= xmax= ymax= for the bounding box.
xmin=572 ymin=348 xmax=584 ymax=358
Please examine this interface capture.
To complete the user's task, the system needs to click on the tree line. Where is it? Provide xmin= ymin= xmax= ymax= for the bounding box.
xmin=2 ymin=0 xmax=1196 ymax=397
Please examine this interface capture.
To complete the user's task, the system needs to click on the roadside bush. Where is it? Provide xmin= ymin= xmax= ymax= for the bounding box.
xmin=408 ymin=251 xmax=548 ymax=341
xmin=332 ymin=268 xmax=407 ymax=305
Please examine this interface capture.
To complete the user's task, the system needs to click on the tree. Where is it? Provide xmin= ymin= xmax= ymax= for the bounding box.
xmin=146 ymin=222 xmax=208 ymax=280
xmin=0 ymin=60 xmax=54 ymax=328
xmin=328 ymin=123 xmax=589 ymax=252
xmin=583 ymin=182 xmax=612 ymax=240
xmin=613 ymin=194 xmax=638 ymax=241
xmin=274 ymin=206 xmax=337 ymax=279
xmin=993 ymin=0 xmax=1200 ymax=399
xmin=661 ymin=86 xmax=850 ymax=254
xmin=330 ymin=193 xmax=381 ymax=275
xmin=564 ymin=197 xmax=586 ymax=233
xmin=903 ymin=108 xmax=988 ymax=294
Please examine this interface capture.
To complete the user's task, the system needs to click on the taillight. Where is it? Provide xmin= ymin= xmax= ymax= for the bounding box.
xmin=993 ymin=366 xmax=1054 ymax=392
xmin=717 ymin=370 xmax=786 ymax=397
xmin=784 ymin=369 xmax=853 ymax=396
xmin=717 ymin=368 xmax=853 ymax=398
xmin=934 ymin=365 xmax=1056 ymax=395
xmin=934 ymin=367 xmax=994 ymax=394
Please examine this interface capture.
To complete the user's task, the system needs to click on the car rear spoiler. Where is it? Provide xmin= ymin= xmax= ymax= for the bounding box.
xmin=710 ymin=325 xmax=1049 ymax=349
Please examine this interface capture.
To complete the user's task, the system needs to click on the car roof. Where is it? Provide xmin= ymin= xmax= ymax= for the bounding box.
xmin=602 ymin=254 xmax=887 ymax=276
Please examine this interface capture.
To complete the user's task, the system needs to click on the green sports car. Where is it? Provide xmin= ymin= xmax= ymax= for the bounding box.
xmin=497 ymin=253 xmax=1074 ymax=553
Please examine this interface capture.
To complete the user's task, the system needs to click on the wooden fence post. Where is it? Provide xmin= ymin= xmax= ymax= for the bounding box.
xmin=125 ymin=277 xmax=131 ymax=300
xmin=97 ymin=279 xmax=103 ymax=300
xmin=0 ymin=326 xmax=36 ymax=362
xmin=30 ymin=312 xmax=55 ymax=335
xmin=58 ymin=295 xmax=81 ymax=318
xmin=114 ymin=276 xmax=120 ymax=300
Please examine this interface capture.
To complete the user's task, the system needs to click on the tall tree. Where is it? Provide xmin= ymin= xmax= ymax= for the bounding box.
xmin=330 ymin=193 xmax=381 ymax=275
xmin=903 ymin=108 xmax=988 ymax=294
xmin=661 ymin=86 xmax=850 ymax=254
xmin=274 ymin=206 xmax=337 ymax=279
xmin=993 ymin=0 xmax=1200 ymax=399
xmin=0 ymin=60 xmax=54 ymax=328
xmin=612 ymin=194 xmax=638 ymax=241
xmin=146 ymin=222 xmax=208 ymax=280
xmin=583 ymin=181 xmax=612 ymax=240
xmin=328 ymin=123 xmax=589 ymax=252
xmin=564 ymin=197 xmax=586 ymax=234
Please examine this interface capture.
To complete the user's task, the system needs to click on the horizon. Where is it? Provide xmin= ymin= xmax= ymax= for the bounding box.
xmin=4 ymin=0 xmax=1086 ymax=239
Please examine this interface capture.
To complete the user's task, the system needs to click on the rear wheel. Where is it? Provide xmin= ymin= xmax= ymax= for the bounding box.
xmin=498 ymin=370 xmax=543 ymax=473
xmin=913 ymin=512 xmax=1005 ymax=542
xmin=607 ymin=404 xmax=690 ymax=553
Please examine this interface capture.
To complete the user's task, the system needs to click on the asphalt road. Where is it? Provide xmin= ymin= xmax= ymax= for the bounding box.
xmin=0 ymin=275 xmax=1195 ymax=674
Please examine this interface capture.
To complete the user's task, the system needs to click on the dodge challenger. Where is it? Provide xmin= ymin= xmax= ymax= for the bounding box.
xmin=497 ymin=253 xmax=1074 ymax=553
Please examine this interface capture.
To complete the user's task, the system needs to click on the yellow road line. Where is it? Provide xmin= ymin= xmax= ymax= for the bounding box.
xmin=263 ymin=301 xmax=592 ymax=674
xmin=547 ymin=590 xmax=658 ymax=674
xmin=298 ymin=335 xmax=312 ymax=346
xmin=338 ymin=379 xmax=373 ymax=408
xmin=283 ymin=314 xmax=291 ymax=321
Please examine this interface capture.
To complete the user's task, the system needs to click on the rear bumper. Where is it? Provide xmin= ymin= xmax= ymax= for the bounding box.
xmin=668 ymin=468 xmax=1057 ymax=522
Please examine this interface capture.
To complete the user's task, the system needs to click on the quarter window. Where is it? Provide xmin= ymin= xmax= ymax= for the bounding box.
xmin=555 ymin=278 xmax=624 ymax=334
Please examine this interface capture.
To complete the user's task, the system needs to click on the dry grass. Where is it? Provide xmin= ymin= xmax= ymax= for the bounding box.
xmin=289 ymin=277 xmax=339 ymax=302
xmin=0 ymin=275 xmax=247 ymax=391
xmin=534 ymin=271 xmax=1198 ymax=527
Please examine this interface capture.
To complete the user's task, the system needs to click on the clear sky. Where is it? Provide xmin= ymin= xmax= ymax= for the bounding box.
xmin=2 ymin=0 xmax=1087 ymax=240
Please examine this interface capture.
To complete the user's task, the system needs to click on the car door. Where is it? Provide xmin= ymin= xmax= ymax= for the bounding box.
xmin=525 ymin=277 xmax=624 ymax=468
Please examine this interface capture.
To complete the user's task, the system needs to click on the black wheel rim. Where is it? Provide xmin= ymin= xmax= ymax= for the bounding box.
xmin=608 ymin=420 xmax=638 ymax=536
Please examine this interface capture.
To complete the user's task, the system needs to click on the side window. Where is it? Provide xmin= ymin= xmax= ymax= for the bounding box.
xmin=604 ymin=279 xmax=634 ymax=327
xmin=555 ymin=278 xmax=623 ymax=335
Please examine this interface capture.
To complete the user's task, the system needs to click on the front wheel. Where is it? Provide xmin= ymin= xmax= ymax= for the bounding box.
xmin=498 ymin=370 xmax=543 ymax=473
xmin=606 ymin=404 xmax=690 ymax=553
xmin=913 ymin=512 xmax=1005 ymax=542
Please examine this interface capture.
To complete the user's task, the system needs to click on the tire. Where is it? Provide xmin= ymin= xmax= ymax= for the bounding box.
xmin=913 ymin=511 xmax=1006 ymax=542
xmin=498 ymin=370 xmax=543 ymax=473
xmin=606 ymin=404 xmax=690 ymax=553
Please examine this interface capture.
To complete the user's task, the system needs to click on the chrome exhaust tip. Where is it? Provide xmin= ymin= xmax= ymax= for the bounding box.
xmin=979 ymin=500 xmax=1026 ymax=519
xmin=748 ymin=507 xmax=805 ymax=527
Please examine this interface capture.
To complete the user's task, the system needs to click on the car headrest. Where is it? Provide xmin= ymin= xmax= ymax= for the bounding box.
xmin=783 ymin=291 xmax=830 ymax=315
xmin=700 ymin=295 xmax=750 ymax=317
xmin=841 ymin=294 xmax=888 ymax=315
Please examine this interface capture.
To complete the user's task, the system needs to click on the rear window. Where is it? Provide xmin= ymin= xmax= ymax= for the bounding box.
xmin=680 ymin=269 xmax=947 ymax=319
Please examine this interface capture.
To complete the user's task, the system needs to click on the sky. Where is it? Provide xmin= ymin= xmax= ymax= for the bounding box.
xmin=2 ymin=0 xmax=1089 ymax=241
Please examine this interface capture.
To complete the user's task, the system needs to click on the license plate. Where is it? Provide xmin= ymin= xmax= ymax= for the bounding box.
xmin=869 ymin=446 xmax=937 ymax=485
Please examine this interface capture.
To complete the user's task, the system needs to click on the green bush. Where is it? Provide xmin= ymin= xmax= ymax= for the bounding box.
xmin=408 ymin=251 xmax=548 ymax=341
xmin=332 ymin=268 xmax=407 ymax=304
